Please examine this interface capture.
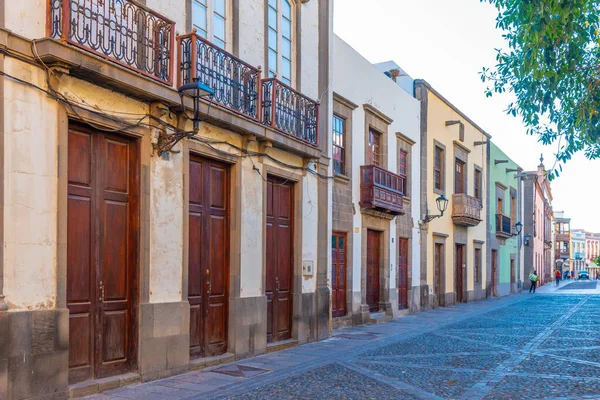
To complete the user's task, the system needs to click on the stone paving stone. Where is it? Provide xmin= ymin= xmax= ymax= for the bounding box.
xmin=513 ymin=354 xmax=600 ymax=377
xmin=483 ymin=375 xmax=600 ymax=400
xmin=360 ymin=363 xmax=485 ymax=399
xmin=224 ymin=363 xmax=416 ymax=400
xmin=84 ymin=293 xmax=600 ymax=400
xmin=361 ymin=333 xmax=491 ymax=357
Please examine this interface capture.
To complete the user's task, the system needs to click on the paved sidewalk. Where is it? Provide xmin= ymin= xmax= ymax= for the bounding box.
xmin=82 ymin=291 xmax=600 ymax=399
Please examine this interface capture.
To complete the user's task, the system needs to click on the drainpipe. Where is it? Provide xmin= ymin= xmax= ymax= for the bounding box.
xmin=0 ymin=51 xmax=6 ymax=311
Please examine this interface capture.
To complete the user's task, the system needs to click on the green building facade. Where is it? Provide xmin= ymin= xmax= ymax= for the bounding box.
xmin=488 ymin=142 xmax=521 ymax=296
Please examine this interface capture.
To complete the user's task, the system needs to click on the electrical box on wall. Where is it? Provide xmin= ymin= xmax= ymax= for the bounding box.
xmin=302 ymin=261 xmax=314 ymax=277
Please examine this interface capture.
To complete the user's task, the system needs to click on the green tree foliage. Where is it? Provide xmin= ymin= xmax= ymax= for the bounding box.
xmin=480 ymin=0 xmax=600 ymax=177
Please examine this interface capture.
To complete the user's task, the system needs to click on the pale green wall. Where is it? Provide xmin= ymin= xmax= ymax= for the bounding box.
xmin=489 ymin=142 xmax=520 ymax=285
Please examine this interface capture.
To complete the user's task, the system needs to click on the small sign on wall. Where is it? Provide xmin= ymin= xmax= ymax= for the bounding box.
xmin=302 ymin=261 xmax=314 ymax=277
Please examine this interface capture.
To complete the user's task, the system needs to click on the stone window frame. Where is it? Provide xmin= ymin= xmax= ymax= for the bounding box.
xmin=396 ymin=132 xmax=415 ymax=200
xmin=332 ymin=115 xmax=346 ymax=175
xmin=474 ymin=165 xmax=483 ymax=202
xmin=509 ymin=186 xmax=517 ymax=231
xmin=263 ymin=0 xmax=302 ymax=88
xmin=433 ymin=140 xmax=446 ymax=195
xmin=363 ymin=104 xmax=392 ymax=170
xmin=332 ymin=93 xmax=357 ymax=181
xmin=453 ymin=141 xmax=470 ymax=196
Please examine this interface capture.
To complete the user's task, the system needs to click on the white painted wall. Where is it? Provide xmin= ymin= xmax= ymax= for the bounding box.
xmin=4 ymin=0 xmax=46 ymax=39
xmin=332 ymin=35 xmax=421 ymax=297
xmin=3 ymin=58 xmax=58 ymax=310
xmin=148 ymin=147 xmax=184 ymax=303
xmin=239 ymin=156 xmax=263 ymax=298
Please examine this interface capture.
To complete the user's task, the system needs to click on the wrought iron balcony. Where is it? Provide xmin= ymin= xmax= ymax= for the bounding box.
xmin=359 ymin=165 xmax=404 ymax=216
xmin=451 ymin=194 xmax=482 ymax=227
xmin=262 ymin=78 xmax=319 ymax=146
xmin=48 ymin=0 xmax=175 ymax=85
xmin=495 ymin=214 xmax=512 ymax=238
xmin=178 ymin=32 xmax=261 ymax=121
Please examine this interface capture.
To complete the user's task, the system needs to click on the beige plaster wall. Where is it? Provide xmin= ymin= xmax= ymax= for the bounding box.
xmin=149 ymin=147 xmax=184 ymax=303
xmin=237 ymin=0 xmax=266 ymax=70
xmin=239 ymin=151 xmax=263 ymax=298
xmin=425 ymin=92 xmax=488 ymax=294
xmin=299 ymin=0 xmax=319 ymax=99
xmin=3 ymin=58 xmax=58 ymax=310
xmin=4 ymin=0 xmax=46 ymax=39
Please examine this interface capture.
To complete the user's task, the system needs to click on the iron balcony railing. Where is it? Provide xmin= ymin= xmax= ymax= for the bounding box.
xmin=262 ymin=78 xmax=319 ymax=146
xmin=177 ymin=32 xmax=261 ymax=121
xmin=495 ymin=214 xmax=512 ymax=237
xmin=359 ymin=165 xmax=404 ymax=215
xmin=451 ymin=194 xmax=482 ymax=226
xmin=48 ymin=0 xmax=175 ymax=85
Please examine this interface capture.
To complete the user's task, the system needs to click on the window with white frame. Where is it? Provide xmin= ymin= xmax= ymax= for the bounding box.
xmin=192 ymin=0 xmax=227 ymax=49
xmin=268 ymin=0 xmax=293 ymax=86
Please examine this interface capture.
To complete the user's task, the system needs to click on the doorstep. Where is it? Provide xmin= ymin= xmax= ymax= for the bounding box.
xmin=69 ymin=373 xmax=140 ymax=399
xmin=368 ymin=312 xmax=392 ymax=324
xmin=266 ymin=338 xmax=299 ymax=353
xmin=189 ymin=352 xmax=236 ymax=371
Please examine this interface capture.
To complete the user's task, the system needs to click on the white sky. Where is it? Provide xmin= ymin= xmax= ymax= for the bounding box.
xmin=334 ymin=0 xmax=600 ymax=232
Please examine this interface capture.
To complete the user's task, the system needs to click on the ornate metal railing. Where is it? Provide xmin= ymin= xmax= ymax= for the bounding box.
xmin=359 ymin=165 xmax=404 ymax=215
xmin=262 ymin=78 xmax=319 ymax=146
xmin=451 ymin=194 xmax=482 ymax=226
xmin=48 ymin=0 xmax=175 ymax=85
xmin=496 ymin=214 xmax=512 ymax=237
xmin=177 ymin=32 xmax=261 ymax=121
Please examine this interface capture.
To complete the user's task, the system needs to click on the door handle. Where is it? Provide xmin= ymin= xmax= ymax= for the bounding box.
xmin=99 ymin=282 xmax=105 ymax=302
xmin=275 ymin=277 xmax=280 ymax=292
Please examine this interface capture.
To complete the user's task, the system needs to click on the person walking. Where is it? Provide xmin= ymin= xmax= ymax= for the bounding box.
xmin=529 ymin=270 xmax=539 ymax=293
xmin=555 ymin=269 xmax=561 ymax=286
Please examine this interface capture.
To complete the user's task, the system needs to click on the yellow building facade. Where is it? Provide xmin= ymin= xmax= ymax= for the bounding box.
xmin=415 ymin=81 xmax=489 ymax=307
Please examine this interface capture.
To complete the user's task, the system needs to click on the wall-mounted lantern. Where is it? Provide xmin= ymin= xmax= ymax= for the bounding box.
xmin=511 ymin=222 xmax=523 ymax=237
xmin=524 ymin=233 xmax=532 ymax=247
xmin=421 ymin=195 xmax=449 ymax=225
xmin=178 ymin=78 xmax=215 ymax=131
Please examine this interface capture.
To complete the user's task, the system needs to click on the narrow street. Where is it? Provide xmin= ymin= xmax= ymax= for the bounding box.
xmin=82 ymin=285 xmax=600 ymax=400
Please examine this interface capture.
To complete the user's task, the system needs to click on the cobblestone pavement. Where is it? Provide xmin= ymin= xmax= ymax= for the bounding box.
xmin=83 ymin=290 xmax=600 ymax=400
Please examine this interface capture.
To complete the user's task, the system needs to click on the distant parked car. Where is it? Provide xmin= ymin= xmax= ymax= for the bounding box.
xmin=578 ymin=270 xmax=590 ymax=280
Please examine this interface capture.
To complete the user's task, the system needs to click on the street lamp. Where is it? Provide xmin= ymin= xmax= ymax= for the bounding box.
xmin=524 ymin=233 xmax=532 ymax=247
xmin=422 ymin=195 xmax=449 ymax=224
xmin=178 ymin=78 xmax=215 ymax=131
xmin=510 ymin=221 xmax=523 ymax=237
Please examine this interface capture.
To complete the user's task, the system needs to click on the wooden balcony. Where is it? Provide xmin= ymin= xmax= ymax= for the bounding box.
xmin=556 ymin=233 xmax=571 ymax=242
xmin=178 ymin=32 xmax=261 ymax=121
xmin=262 ymin=78 xmax=319 ymax=146
xmin=359 ymin=165 xmax=404 ymax=216
xmin=451 ymin=194 xmax=482 ymax=227
xmin=495 ymin=214 xmax=512 ymax=239
xmin=48 ymin=0 xmax=175 ymax=85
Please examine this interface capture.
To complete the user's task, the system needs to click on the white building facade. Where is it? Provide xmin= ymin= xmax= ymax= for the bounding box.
xmin=331 ymin=37 xmax=421 ymax=327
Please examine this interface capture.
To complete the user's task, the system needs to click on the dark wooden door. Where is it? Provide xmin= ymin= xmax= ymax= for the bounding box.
xmin=266 ymin=176 xmax=293 ymax=343
xmin=332 ymin=232 xmax=347 ymax=318
xmin=366 ymin=230 xmax=381 ymax=312
xmin=398 ymin=238 xmax=409 ymax=310
xmin=188 ymin=155 xmax=229 ymax=358
xmin=491 ymin=250 xmax=498 ymax=297
xmin=510 ymin=259 xmax=515 ymax=292
xmin=67 ymin=126 xmax=139 ymax=384
xmin=455 ymin=245 xmax=464 ymax=303
xmin=434 ymin=243 xmax=443 ymax=301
